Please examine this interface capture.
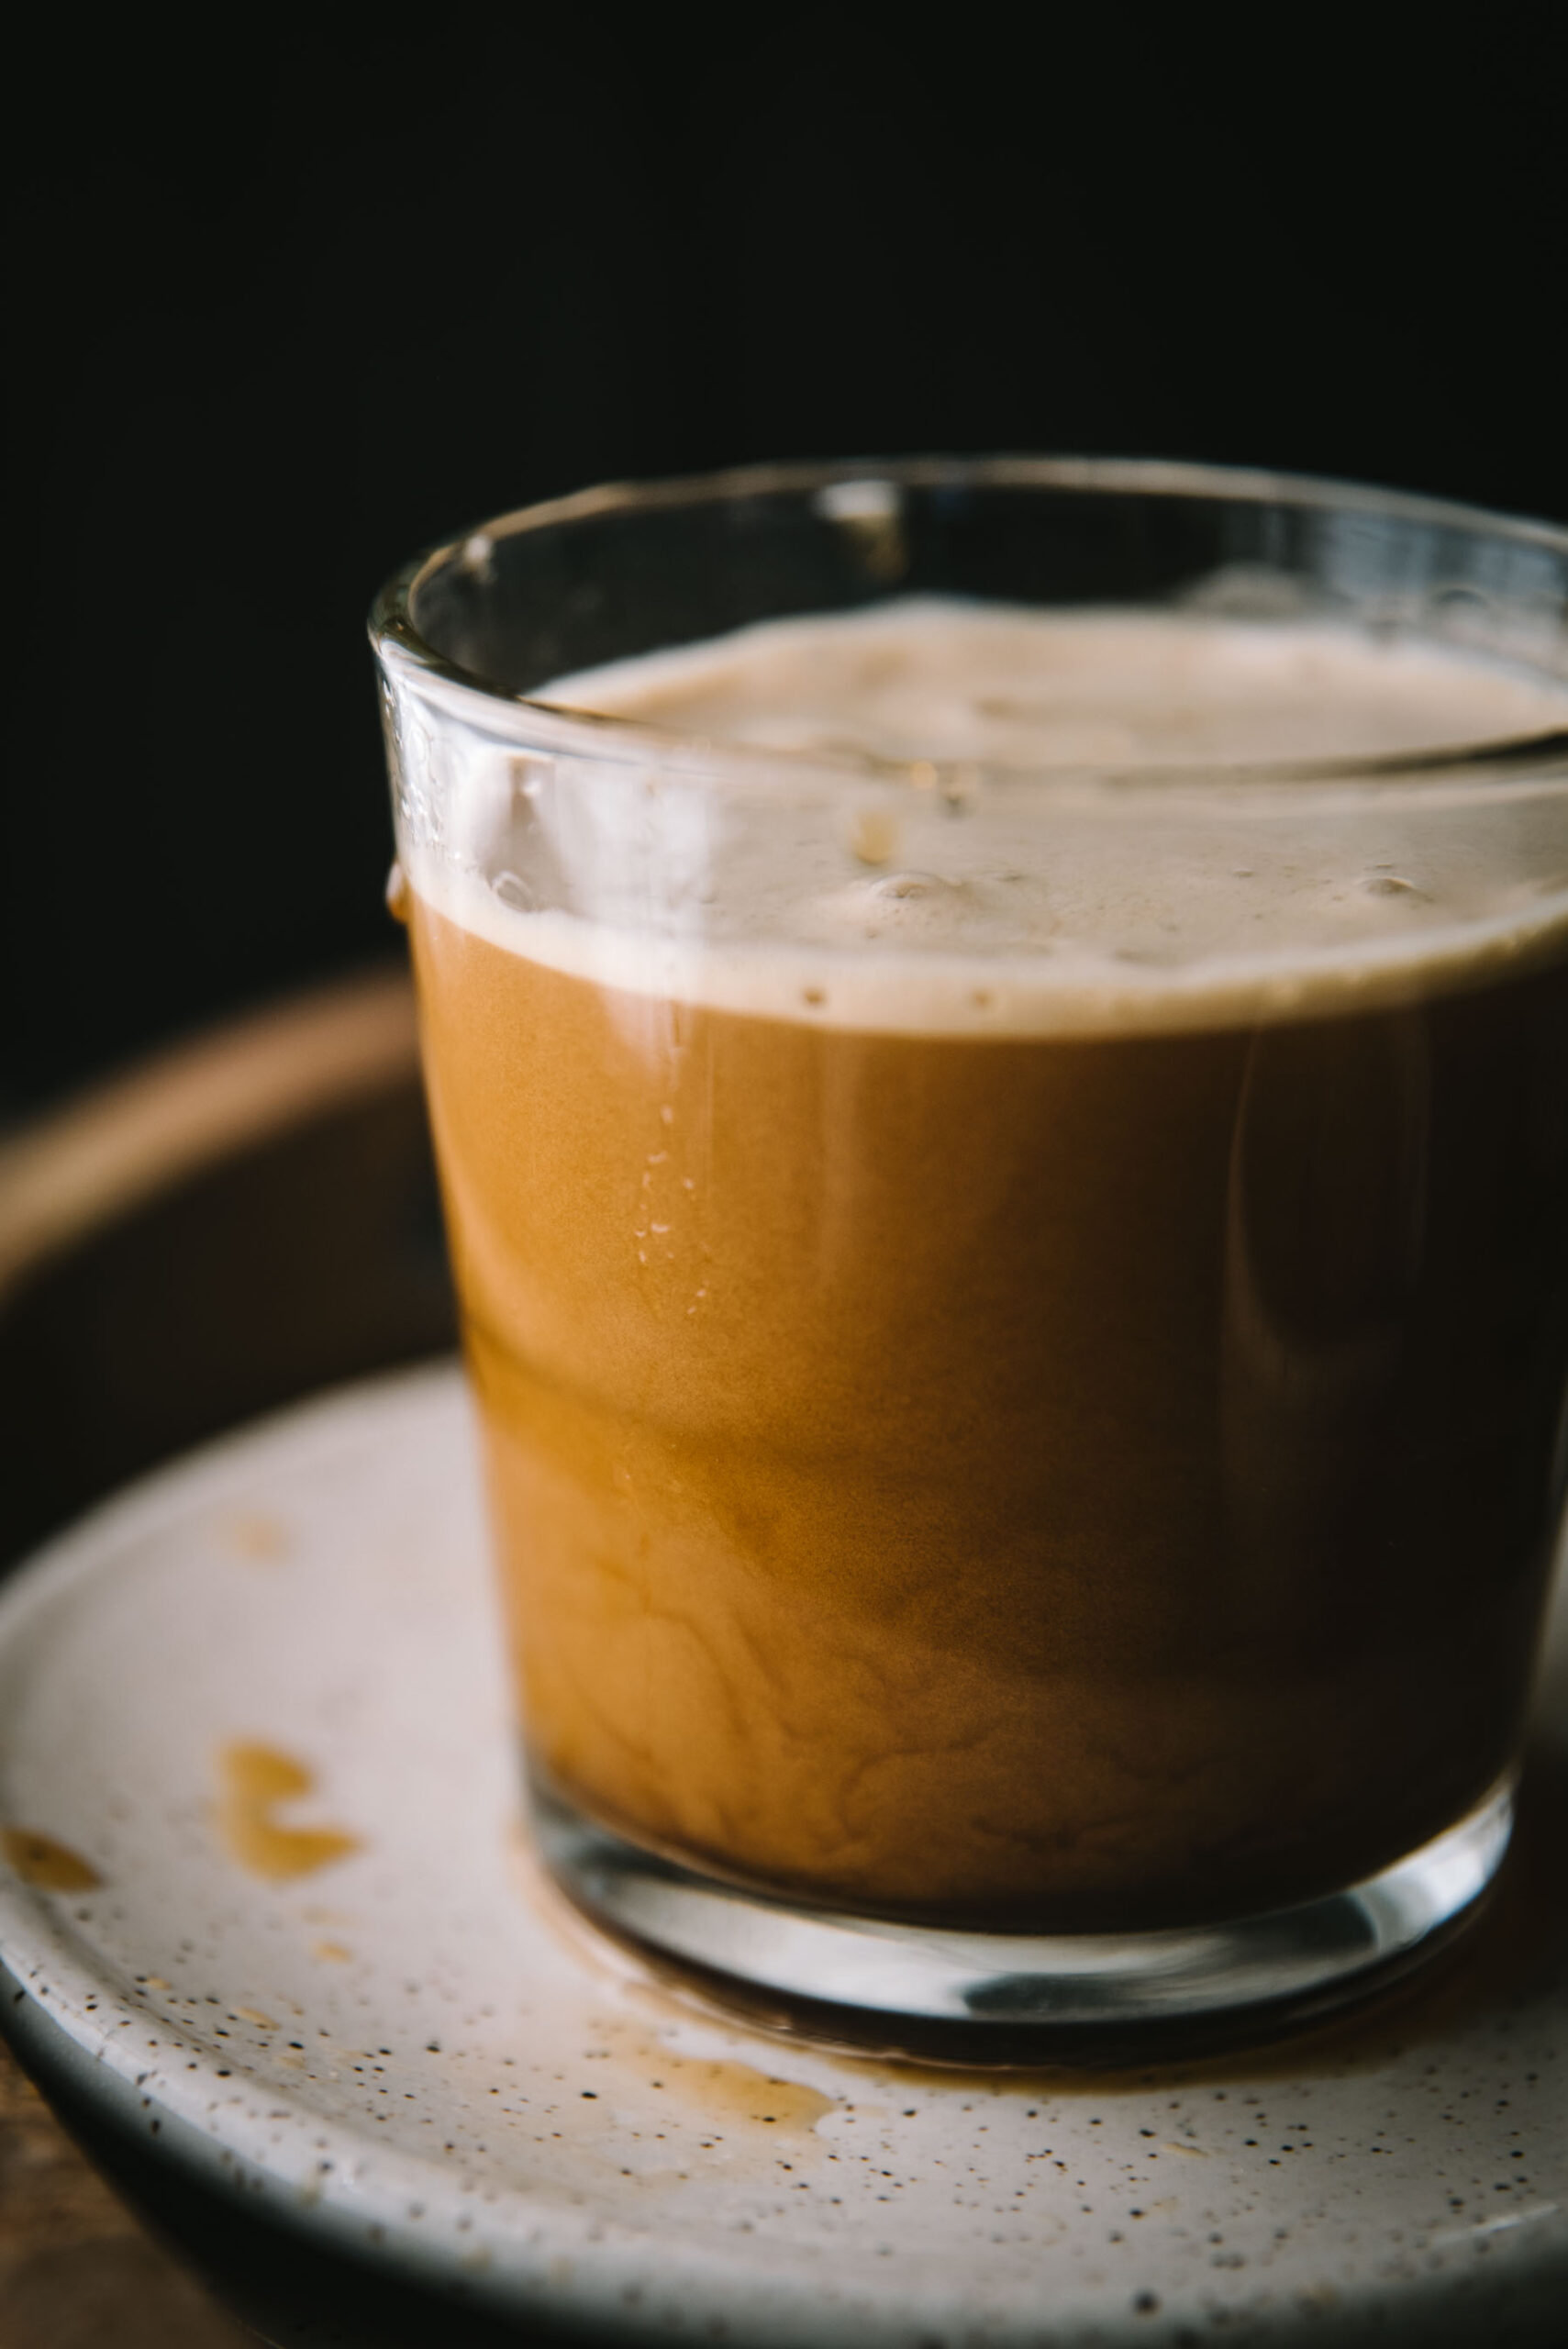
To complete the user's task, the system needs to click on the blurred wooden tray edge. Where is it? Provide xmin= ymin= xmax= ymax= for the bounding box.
xmin=0 ymin=963 xmax=453 ymax=1575
xmin=0 ymin=966 xmax=420 ymax=1298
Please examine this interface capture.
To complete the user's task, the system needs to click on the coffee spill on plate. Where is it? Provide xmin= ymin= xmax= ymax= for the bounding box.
xmin=215 ymin=1742 xmax=361 ymax=1882
xmin=621 ymin=2038 xmax=835 ymax=2132
xmin=1 ymin=1827 xmax=102 ymax=1891
xmin=504 ymin=1830 xmax=839 ymax=2132
xmin=224 ymin=1512 xmax=290 ymax=1562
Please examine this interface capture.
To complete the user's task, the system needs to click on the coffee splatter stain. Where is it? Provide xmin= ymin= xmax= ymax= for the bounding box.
xmin=215 ymin=1742 xmax=360 ymax=1882
xmin=653 ymin=2054 xmax=835 ymax=2132
xmin=221 ymin=1745 xmax=312 ymax=1807
xmin=234 ymin=2006 xmax=277 ymax=2029
xmin=311 ymin=1940 xmax=352 ymax=1965
xmin=225 ymin=1512 xmax=289 ymax=1561
xmin=1 ymin=1828 xmax=101 ymax=1891
xmin=600 ymin=2020 xmax=835 ymax=2132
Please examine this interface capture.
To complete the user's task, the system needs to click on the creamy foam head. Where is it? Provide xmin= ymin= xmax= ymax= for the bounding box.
xmin=404 ymin=601 xmax=1568 ymax=1035
xmin=539 ymin=598 xmax=1567 ymax=770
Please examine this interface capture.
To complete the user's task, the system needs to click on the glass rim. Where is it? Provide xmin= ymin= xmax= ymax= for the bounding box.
xmin=368 ymin=455 xmax=1568 ymax=790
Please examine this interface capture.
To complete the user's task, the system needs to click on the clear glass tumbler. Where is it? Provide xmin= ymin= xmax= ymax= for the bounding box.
xmin=371 ymin=460 xmax=1568 ymax=2058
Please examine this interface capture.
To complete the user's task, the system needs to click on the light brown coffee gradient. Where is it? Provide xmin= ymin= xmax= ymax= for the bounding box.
xmin=409 ymin=895 xmax=1568 ymax=1930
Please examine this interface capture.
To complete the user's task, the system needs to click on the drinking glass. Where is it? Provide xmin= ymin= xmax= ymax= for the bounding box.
xmin=372 ymin=460 xmax=1568 ymax=2056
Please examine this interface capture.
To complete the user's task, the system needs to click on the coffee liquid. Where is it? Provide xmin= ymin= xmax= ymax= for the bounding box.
xmin=408 ymin=607 xmax=1568 ymax=1930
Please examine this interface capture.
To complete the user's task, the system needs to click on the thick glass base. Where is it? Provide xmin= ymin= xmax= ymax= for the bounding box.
xmin=530 ymin=1770 xmax=1516 ymax=2063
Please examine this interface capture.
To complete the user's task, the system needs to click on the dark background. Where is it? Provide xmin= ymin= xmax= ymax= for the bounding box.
xmin=10 ymin=20 xmax=1565 ymax=1119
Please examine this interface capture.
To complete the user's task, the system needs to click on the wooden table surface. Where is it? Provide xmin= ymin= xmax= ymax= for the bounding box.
xmin=0 ymin=2034 xmax=251 ymax=2347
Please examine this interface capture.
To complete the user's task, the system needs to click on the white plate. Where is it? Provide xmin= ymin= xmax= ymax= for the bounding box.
xmin=2 ymin=1364 xmax=1564 ymax=2345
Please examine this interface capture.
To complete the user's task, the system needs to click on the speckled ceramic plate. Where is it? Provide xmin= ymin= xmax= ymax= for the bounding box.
xmin=1 ymin=1364 xmax=1564 ymax=2346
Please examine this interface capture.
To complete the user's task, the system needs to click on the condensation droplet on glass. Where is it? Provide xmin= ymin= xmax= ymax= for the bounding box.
xmin=660 ymin=1105 xmax=674 ymax=1127
xmin=851 ymin=809 xmax=897 ymax=867
xmin=384 ymin=863 xmax=410 ymax=924
xmin=493 ymin=872 xmax=539 ymax=911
